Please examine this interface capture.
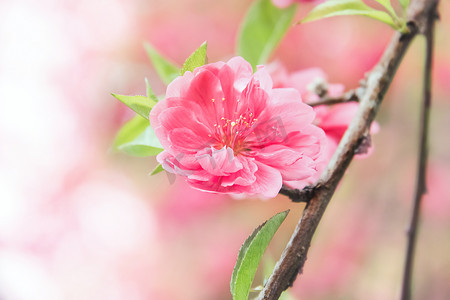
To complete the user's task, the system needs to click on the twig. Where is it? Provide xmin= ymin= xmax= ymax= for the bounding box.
xmin=307 ymin=90 xmax=359 ymax=107
xmin=400 ymin=3 xmax=437 ymax=300
xmin=260 ymin=1 xmax=439 ymax=299
xmin=278 ymin=185 xmax=316 ymax=203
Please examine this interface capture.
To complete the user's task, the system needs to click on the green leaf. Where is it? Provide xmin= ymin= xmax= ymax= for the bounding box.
xmin=144 ymin=42 xmax=180 ymax=85
xmin=113 ymin=114 xmax=148 ymax=150
xmin=150 ymin=164 xmax=164 ymax=175
xmin=180 ymin=41 xmax=208 ymax=75
xmin=230 ymin=210 xmax=289 ymax=300
xmin=300 ymin=0 xmax=397 ymax=30
xmin=145 ymin=77 xmax=159 ymax=103
xmin=373 ymin=0 xmax=396 ymax=17
xmin=236 ymin=0 xmax=297 ymax=70
xmin=373 ymin=0 xmax=407 ymax=31
xmin=112 ymin=94 xmax=156 ymax=120
xmin=398 ymin=0 xmax=410 ymax=11
xmin=113 ymin=114 xmax=163 ymax=157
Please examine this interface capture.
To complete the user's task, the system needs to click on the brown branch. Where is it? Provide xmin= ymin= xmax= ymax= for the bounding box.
xmin=261 ymin=1 xmax=439 ymax=299
xmin=400 ymin=2 xmax=437 ymax=300
xmin=307 ymin=89 xmax=360 ymax=107
xmin=278 ymin=185 xmax=316 ymax=203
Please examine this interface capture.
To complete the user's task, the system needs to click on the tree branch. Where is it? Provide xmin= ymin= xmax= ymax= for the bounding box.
xmin=261 ymin=1 xmax=439 ymax=299
xmin=307 ymin=89 xmax=360 ymax=107
xmin=278 ymin=185 xmax=316 ymax=203
xmin=400 ymin=2 xmax=437 ymax=300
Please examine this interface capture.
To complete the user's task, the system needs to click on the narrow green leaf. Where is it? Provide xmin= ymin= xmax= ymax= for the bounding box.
xmin=119 ymin=143 xmax=162 ymax=157
xmin=373 ymin=0 xmax=407 ymax=31
xmin=113 ymin=114 xmax=163 ymax=157
xmin=300 ymin=0 xmax=397 ymax=30
xmin=231 ymin=225 xmax=262 ymax=297
xmin=180 ymin=41 xmax=208 ymax=75
xmin=230 ymin=210 xmax=289 ymax=300
xmin=119 ymin=125 xmax=163 ymax=157
xmin=398 ymin=0 xmax=410 ymax=11
xmin=144 ymin=42 xmax=180 ymax=85
xmin=150 ymin=164 xmax=164 ymax=175
xmin=373 ymin=0 xmax=397 ymax=18
xmin=112 ymin=94 xmax=155 ymax=120
xmin=113 ymin=114 xmax=148 ymax=150
xmin=145 ymin=77 xmax=159 ymax=103
xmin=236 ymin=0 xmax=297 ymax=70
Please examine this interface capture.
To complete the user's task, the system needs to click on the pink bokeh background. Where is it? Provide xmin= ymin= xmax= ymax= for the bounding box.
xmin=1 ymin=0 xmax=449 ymax=299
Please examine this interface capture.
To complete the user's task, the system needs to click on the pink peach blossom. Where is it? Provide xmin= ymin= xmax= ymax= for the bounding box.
xmin=271 ymin=65 xmax=351 ymax=159
xmin=270 ymin=64 xmax=378 ymax=189
xmin=150 ymin=57 xmax=326 ymax=198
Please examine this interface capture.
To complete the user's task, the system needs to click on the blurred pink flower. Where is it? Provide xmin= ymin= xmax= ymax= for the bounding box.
xmin=272 ymin=0 xmax=317 ymax=9
xmin=270 ymin=64 xmax=378 ymax=188
xmin=150 ymin=56 xmax=326 ymax=198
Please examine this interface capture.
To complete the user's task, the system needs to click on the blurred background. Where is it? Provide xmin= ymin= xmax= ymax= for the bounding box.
xmin=0 ymin=0 xmax=449 ymax=299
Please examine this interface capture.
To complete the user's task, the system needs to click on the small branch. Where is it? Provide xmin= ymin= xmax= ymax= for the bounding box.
xmin=261 ymin=1 xmax=439 ymax=299
xmin=307 ymin=90 xmax=359 ymax=107
xmin=400 ymin=3 xmax=437 ymax=300
xmin=279 ymin=185 xmax=317 ymax=203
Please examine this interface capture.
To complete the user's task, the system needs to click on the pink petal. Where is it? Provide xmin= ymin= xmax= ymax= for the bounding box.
xmin=256 ymin=145 xmax=317 ymax=181
xmin=317 ymin=102 xmax=359 ymax=130
xmin=226 ymin=56 xmax=253 ymax=92
xmin=165 ymin=72 xmax=194 ymax=98
xmin=268 ymin=87 xmax=302 ymax=105
xmin=239 ymin=79 xmax=268 ymax=119
xmin=169 ymin=128 xmax=211 ymax=153
xmin=185 ymin=68 xmax=225 ymax=117
xmin=158 ymin=106 xmax=212 ymax=147
xmin=288 ymin=67 xmax=327 ymax=91
xmin=220 ymin=156 xmax=258 ymax=187
xmin=195 ymin=147 xmax=243 ymax=176
xmin=253 ymin=66 xmax=274 ymax=92
xmin=247 ymin=162 xmax=282 ymax=198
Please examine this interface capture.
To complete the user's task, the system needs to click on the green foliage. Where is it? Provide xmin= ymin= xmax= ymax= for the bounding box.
xmin=180 ymin=41 xmax=208 ymax=75
xmin=398 ymin=0 xmax=410 ymax=11
xmin=236 ymin=0 xmax=297 ymax=70
xmin=113 ymin=41 xmax=210 ymax=160
xmin=111 ymin=94 xmax=156 ymax=120
xmin=144 ymin=42 xmax=180 ymax=85
xmin=373 ymin=0 xmax=397 ymax=18
xmin=230 ymin=210 xmax=289 ymax=300
xmin=150 ymin=164 xmax=164 ymax=175
xmin=300 ymin=0 xmax=408 ymax=32
xmin=145 ymin=77 xmax=159 ymax=103
xmin=113 ymin=114 xmax=163 ymax=157
xmin=250 ymin=257 xmax=295 ymax=299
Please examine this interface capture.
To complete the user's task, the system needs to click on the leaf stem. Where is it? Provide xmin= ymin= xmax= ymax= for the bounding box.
xmin=400 ymin=2 xmax=437 ymax=300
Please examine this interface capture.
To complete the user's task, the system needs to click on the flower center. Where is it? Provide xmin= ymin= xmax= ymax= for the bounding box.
xmin=209 ymin=97 xmax=258 ymax=154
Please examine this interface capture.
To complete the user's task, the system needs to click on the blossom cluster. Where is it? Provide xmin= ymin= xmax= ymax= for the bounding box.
xmin=150 ymin=57 xmax=326 ymax=198
xmin=150 ymin=56 xmax=375 ymax=197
